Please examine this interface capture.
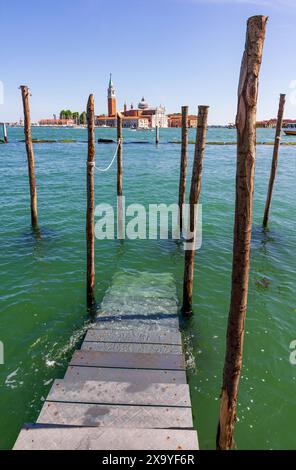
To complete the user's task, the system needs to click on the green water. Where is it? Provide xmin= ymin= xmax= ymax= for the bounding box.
xmin=0 ymin=127 xmax=295 ymax=450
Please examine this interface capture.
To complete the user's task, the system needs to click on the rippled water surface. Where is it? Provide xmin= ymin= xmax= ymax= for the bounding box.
xmin=0 ymin=127 xmax=295 ymax=449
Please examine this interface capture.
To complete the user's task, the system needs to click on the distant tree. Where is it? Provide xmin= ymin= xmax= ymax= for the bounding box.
xmin=64 ymin=110 xmax=72 ymax=119
xmin=60 ymin=109 xmax=85 ymax=122
xmin=60 ymin=110 xmax=72 ymax=119
xmin=72 ymin=112 xmax=80 ymax=124
xmin=80 ymin=111 xmax=87 ymax=125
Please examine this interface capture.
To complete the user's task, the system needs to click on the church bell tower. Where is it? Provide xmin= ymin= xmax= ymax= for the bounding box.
xmin=107 ymin=73 xmax=116 ymax=117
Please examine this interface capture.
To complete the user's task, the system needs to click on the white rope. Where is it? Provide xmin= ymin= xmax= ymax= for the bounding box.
xmin=91 ymin=138 xmax=122 ymax=173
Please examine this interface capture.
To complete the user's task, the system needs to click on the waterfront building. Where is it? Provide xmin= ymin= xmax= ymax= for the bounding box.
xmin=283 ymin=119 xmax=296 ymax=126
xmin=256 ymin=118 xmax=296 ymax=128
xmin=96 ymin=76 xmax=168 ymax=128
xmin=121 ymin=97 xmax=168 ymax=128
xmin=256 ymin=119 xmax=277 ymax=128
xmin=107 ymin=74 xmax=116 ymax=117
xmin=38 ymin=118 xmax=75 ymax=126
xmin=122 ymin=116 xmax=150 ymax=129
xmin=167 ymin=113 xmax=198 ymax=128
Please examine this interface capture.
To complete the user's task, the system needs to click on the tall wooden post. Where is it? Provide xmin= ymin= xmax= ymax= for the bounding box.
xmin=20 ymin=86 xmax=38 ymax=228
xmin=178 ymin=106 xmax=188 ymax=234
xmin=117 ymin=112 xmax=123 ymax=197
xmin=86 ymin=94 xmax=95 ymax=310
xmin=155 ymin=125 xmax=159 ymax=144
xmin=216 ymin=16 xmax=267 ymax=450
xmin=2 ymin=123 xmax=8 ymax=143
xmin=263 ymin=93 xmax=286 ymax=228
xmin=117 ymin=112 xmax=124 ymax=239
xmin=182 ymin=105 xmax=208 ymax=317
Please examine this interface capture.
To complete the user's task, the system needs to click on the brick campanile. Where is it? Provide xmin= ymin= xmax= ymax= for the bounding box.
xmin=107 ymin=73 xmax=116 ymax=117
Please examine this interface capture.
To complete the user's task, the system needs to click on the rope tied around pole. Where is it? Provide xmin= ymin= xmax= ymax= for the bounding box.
xmin=87 ymin=138 xmax=123 ymax=173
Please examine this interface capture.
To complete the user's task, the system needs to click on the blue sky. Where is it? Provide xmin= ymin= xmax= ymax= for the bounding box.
xmin=1 ymin=0 xmax=296 ymax=124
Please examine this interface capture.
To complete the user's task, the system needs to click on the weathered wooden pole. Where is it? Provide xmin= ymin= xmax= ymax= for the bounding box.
xmin=216 ymin=15 xmax=267 ymax=450
xmin=263 ymin=93 xmax=286 ymax=228
xmin=2 ymin=123 xmax=8 ymax=143
xmin=155 ymin=125 xmax=159 ymax=144
xmin=182 ymin=105 xmax=208 ymax=317
xmin=86 ymin=94 xmax=95 ymax=310
xmin=20 ymin=86 xmax=38 ymax=228
xmin=117 ymin=112 xmax=123 ymax=196
xmin=117 ymin=112 xmax=124 ymax=239
xmin=178 ymin=106 xmax=188 ymax=234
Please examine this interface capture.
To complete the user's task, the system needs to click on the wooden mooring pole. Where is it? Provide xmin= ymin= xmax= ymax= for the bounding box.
xmin=216 ymin=16 xmax=267 ymax=450
xmin=182 ymin=105 xmax=208 ymax=317
xmin=2 ymin=122 xmax=8 ymax=143
xmin=117 ymin=112 xmax=123 ymax=197
xmin=117 ymin=112 xmax=124 ymax=239
xmin=263 ymin=93 xmax=286 ymax=228
xmin=86 ymin=94 xmax=95 ymax=310
xmin=20 ymin=86 xmax=38 ymax=228
xmin=156 ymin=125 xmax=159 ymax=145
xmin=178 ymin=106 xmax=188 ymax=235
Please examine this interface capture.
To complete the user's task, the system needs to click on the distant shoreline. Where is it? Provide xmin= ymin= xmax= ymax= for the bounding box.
xmin=7 ymin=124 xmax=234 ymax=129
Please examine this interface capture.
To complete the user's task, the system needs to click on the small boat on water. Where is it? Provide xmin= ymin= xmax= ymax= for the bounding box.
xmin=283 ymin=123 xmax=296 ymax=136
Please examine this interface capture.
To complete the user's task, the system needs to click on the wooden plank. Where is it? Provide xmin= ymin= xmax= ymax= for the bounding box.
xmin=64 ymin=366 xmax=187 ymax=384
xmin=92 ymin=316 xmax=179 ymax=332
xmin=70 ymin=350 xmax=186 ymax=370
xmin=47 ymin=380 xmax=190 ymax=407
xmin=85 ymin=328 xmax=182 ymax=345
xmin=81 ymin=341 xmax=182 ymax=354
xmin=13 ymin=426 xmax=199 ymax=450
xmin=37 ymin=401 xmax=193 ymax=428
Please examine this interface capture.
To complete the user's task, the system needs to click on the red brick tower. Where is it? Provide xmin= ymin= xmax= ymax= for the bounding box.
xmin=107 ymin=73 xmax=116 ymax=117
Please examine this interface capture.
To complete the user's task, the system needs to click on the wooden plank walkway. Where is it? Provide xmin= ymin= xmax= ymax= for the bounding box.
xmin=13 ymin=272 xmax=198 ymax=450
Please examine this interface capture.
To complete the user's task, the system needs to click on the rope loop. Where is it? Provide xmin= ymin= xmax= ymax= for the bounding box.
xmin=92 ymin=138 xmax=123 ymax=173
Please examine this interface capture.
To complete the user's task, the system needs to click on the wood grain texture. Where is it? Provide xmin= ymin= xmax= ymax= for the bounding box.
xmin=13 ymin=426 xmax=199 ymax=450
xmin=182 ymin=105 xmax=208 ymax=316
xmin=217 ymin=15 xmax=268 ymax=451
xmin=37 ymin=401 xmax=193 ymax=428
xmin=81 ymin=341 xmax=182 ymax=354
xmin=70 ymin=350 xmax=186 ymax=370
xmin=64 ymin=366 xmax=187 ymax=384
xmin=178 ymin=105 xmax=188 ymax=234
xmin=85 ymin=328 xmax=182 ymax=345
xmin=47 ymin=380 xmax=191 ymax=407
xmin=263 ymin=93 xmax=286 ymax=227
xmin=86 ymin=94 xmax=95 ymax=309
xmin=20 ymin=86 xmax=38 ymax=227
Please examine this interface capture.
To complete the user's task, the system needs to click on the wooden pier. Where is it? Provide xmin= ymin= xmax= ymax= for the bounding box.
xmin=13 ymin=272 xmax=198 ymax=450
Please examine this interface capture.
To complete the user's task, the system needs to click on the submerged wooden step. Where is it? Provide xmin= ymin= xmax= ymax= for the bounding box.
xmin=47 ymin=380 xmax=191 ymax=407
xmin=92 ymin=316 xmax=179 ymax=332
xmin=37 ymin=401 xmax=193 ymax=428
xmin=85 ymin=328 xmax=182 ymax=345
xmin=70 ymin=350 xmax=186 ymax=370
xmin=13 ymin=272 xmax=198 ymax=450
xmin=13 ymin=426 xmax=198 ymax=450
xmin=64 ymin=366 xmax=187 ymax=384
xmin=81 ymin=340 xmax=182 ymax=354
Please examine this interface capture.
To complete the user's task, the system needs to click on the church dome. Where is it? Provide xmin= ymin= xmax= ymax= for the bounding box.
xmin=138 ymin=97 xmax=149 ymax=110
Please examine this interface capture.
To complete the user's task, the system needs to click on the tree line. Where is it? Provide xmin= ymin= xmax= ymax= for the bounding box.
xmin=59 ymin=110 xmax=87 ymax=125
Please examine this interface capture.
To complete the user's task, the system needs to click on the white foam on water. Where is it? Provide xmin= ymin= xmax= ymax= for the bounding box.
xmin=5 ymin=368 xmax=20 ymax=389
